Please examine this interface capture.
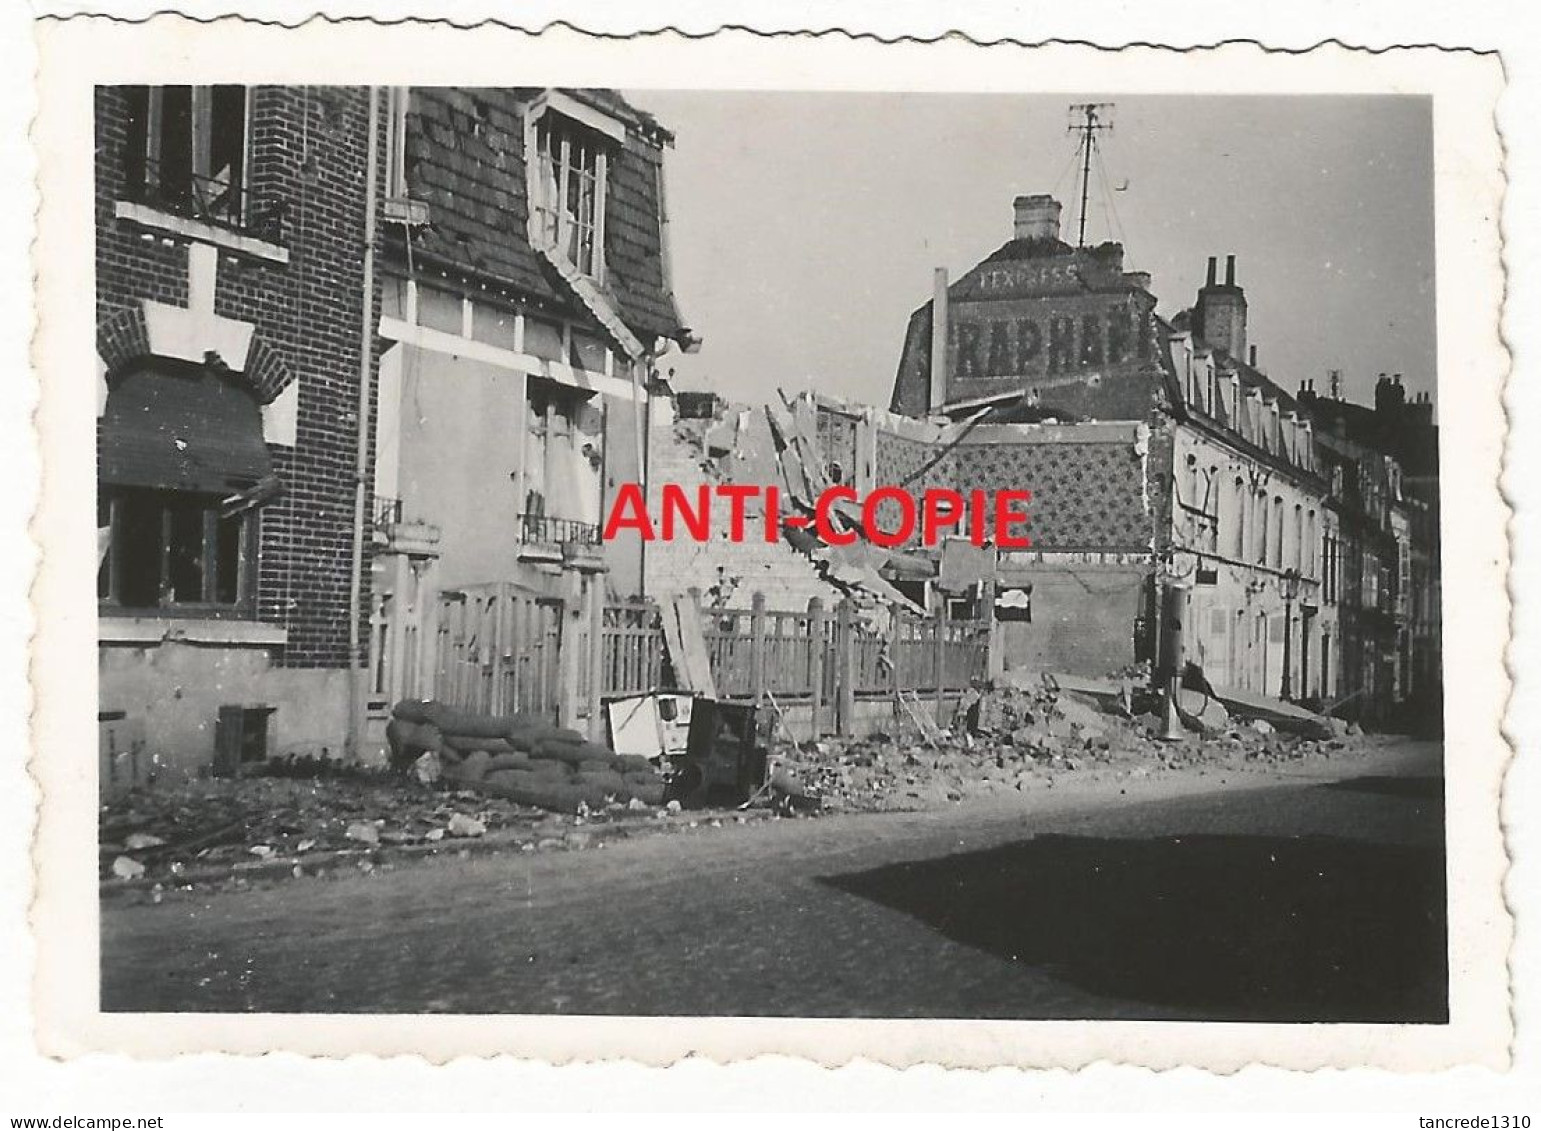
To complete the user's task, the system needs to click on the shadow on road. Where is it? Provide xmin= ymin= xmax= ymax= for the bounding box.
xmin=1320 ymin=775 xmax=1444 ymax=801
xmin=822 ymin=830 xmax=1447 ymax=1022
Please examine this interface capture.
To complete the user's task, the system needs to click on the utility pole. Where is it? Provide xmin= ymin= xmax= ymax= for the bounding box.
xmin=1067 ymin=102 xmax=1114 ymax=248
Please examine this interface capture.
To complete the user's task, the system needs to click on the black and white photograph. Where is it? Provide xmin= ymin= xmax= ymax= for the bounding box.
xmin=20 ymin=16 xmax=1514 ymax=1084
xmin=87 ymin=81 xmax=1452 ymax=1022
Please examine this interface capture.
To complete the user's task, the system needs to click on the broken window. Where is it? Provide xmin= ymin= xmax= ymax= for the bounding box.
xmin=123 ymin=85 xmax=250 ymax=230
xmin=530 ymin=112 xmax=607 ymax=279
xmin=518 ymin=378 xmax=601 ymax=541
xmin=98 ymin=359 xmax=274 ymax=615
xmin=98 ymin=487 xmax=254 ymax=612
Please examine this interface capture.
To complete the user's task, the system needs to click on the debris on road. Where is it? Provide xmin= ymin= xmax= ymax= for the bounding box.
xmin=100 ymin=680 xmax=1370 ymax=888
xmin=767 ymin=672 xmax=1371 ymax=813
xmin=446 ymin=813 xmax=487 ymax=838
xmin=111 ymin=855 xmax=146 ymax=880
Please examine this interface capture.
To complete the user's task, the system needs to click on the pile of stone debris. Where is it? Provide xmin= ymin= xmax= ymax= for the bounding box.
xmin=767 ymin=674 xmax=1368 ymax=813
xmin=98 ymin=767 xmax=697 ymax=886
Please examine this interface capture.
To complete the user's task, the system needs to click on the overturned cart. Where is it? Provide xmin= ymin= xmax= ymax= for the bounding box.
xmin=387 ymin=700 xmax=667 ymax=811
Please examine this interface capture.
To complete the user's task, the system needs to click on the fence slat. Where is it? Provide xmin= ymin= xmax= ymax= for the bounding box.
xmin=429 ymin=585 xmax=990 ymax=731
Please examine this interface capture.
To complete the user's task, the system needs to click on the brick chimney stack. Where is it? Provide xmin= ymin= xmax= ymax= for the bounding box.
xmin=1195 ymin=253 xmax=1248 ymax=363
xmin=1014 ymin=195 xmax=1063 ymax=242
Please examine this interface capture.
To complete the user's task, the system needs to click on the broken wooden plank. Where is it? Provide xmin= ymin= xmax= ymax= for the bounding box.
xmin=898 ymin=689 xmax=943 ymax=748
xmin=661 ymin=595 xmax=718 ymax=698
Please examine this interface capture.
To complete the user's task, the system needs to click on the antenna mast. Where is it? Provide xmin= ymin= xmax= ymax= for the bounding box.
xmin=1067 ymin=102 xmax=1115 ymax=248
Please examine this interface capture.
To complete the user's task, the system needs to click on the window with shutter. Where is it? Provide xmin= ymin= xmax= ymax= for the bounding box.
xmin=97 ymin=359 xmax=274 ymax=614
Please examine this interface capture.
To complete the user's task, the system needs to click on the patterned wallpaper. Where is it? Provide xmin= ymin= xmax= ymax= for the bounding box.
xmin=874 ymin=431 xmax=948 ymax=492
xmin=868 ymin=429 xmax=1150 ymax=552
xmin=951 ymin=440 xmax=1151 ymax=552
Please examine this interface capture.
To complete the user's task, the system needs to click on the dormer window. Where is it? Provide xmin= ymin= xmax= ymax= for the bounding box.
xmin=124 ymin=86 xmax=251 ymax=232
xmin=526 ymin=93 xmax=623 ymax=282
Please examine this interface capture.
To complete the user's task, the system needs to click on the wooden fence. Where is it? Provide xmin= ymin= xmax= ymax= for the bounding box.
xmin=434 ymin=583 xmax=564 ymax=719
xmin=433 ymin=583 xmax=990 ymax=737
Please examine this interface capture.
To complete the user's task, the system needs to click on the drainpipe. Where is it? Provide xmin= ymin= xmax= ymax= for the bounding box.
xmin=347 ymin=86 xmax=382 ymax=761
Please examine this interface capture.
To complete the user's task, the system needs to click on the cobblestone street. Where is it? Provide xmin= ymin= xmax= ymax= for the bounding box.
xmin=100 ymin=741 xmax=1445 ymax=1022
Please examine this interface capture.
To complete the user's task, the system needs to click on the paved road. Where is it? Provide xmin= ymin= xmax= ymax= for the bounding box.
xmin=101 ymin=742 xmax=1446 ymax=1022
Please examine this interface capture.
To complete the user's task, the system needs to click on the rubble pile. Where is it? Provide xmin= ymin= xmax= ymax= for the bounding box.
xmin=768 ymin=675 xmax=1369 ymax=813
xmin=389 ymin=700 xmax=668 ymax=812
xmin=98 ymin=773 xmax=540 ymax=882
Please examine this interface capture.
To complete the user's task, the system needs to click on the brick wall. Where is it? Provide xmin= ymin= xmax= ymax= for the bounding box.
xmin=96 ymin=85 xmax=385 ymax=670
xmin=889 ymin=243 xmax=1165 ymax=421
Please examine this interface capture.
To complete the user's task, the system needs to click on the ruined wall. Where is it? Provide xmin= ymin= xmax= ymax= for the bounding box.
xmin=950 ymin=429 xmax=1152 ymax=552
xmin=995 ymin=561 xmax=1149 ymax=677
xmin=643 ymin=398 xmax=840 ymax=610
xmin=866 ymin=420 xmax=1154 ymax=554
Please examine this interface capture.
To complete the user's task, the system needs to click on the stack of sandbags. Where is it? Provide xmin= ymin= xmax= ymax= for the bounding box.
xmin=387 ymin=700 xmax=666 ymax=812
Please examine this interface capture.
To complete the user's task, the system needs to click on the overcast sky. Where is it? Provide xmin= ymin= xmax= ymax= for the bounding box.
xmin=627 ymin=92 xmax=1436 ymax=414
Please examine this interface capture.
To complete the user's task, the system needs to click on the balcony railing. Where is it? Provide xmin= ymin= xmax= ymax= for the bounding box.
xmin=125 ymin=158 xmax=285 ymax=244
xmin=518 ymin=513 xmax=601 ymax=547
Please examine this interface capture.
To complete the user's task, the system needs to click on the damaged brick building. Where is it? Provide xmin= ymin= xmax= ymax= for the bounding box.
xmin=869 ymin=192 xmax=1432 ymax=715
xmin=96 ymin=85 xmax=699 ymax=779
xmin=97 ymin=85 xmax=382 ymax=780
xmin=640 ymin=190 xmax=1436 ymax=722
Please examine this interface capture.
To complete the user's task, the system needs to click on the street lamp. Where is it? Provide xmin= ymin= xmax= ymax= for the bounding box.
xmin=1280 ymin=567 xmax=1301 ymax=701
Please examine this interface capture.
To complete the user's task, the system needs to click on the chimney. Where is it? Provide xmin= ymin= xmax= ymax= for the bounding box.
xmin=1374 ymin=372 xmax=1406 ymax=414
xmin=1195 ymin=255 xmax=1247 ymax=362
xmin=1249 ymin=344 xmax=1257 ymax=368
xmin=1013 ymin=195 xmax=1062 ymax=242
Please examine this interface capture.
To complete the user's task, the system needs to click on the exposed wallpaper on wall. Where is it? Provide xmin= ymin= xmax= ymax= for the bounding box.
xmin=870 ymin=430 xmax=1150 ymax=552
xmin=951 ymin=441 xmax=1151 ymax=552
xmin=873 ymin=431 xmax=945 ymax=492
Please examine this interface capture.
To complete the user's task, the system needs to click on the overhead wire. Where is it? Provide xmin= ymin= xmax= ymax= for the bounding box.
xmin=1094 ymin=138 xmax=1137 ymax=268
xmin=1046 ymin=133 xmax=1085 ymax=206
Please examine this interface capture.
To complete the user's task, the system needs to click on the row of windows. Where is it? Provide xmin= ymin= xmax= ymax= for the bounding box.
xmin=1182 ymin=459 xmax=1319 ymax=579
